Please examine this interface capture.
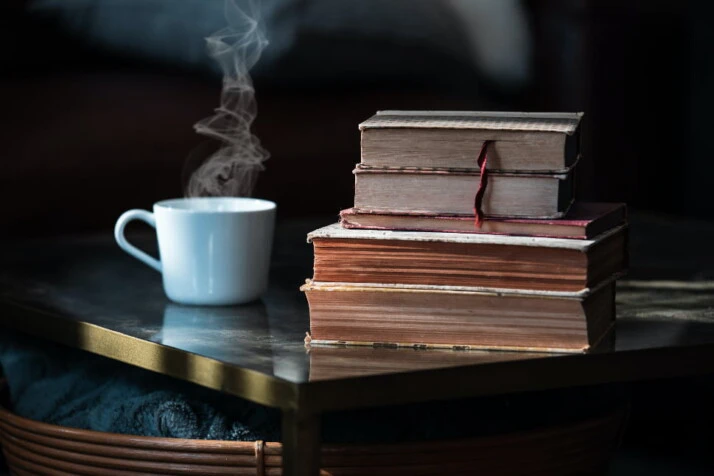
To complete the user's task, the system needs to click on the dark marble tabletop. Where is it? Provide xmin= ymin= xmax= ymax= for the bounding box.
xmin=1 ymin=213 xmax=713 ymax=411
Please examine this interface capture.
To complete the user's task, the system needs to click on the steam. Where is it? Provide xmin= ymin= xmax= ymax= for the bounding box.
xmin=186 ymin=0 xmax=269 ymax=198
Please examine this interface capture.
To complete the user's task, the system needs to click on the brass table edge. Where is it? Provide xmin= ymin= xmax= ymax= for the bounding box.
xmin=0 ymin=299 xmax=300 ymax=410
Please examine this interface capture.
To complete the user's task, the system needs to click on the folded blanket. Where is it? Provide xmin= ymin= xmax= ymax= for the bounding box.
xmin=0 ymin=329 xmax=626 ymax=444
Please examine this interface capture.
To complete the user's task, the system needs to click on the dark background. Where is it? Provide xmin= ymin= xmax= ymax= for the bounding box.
xmin=2 ymin=0 xmax=713 ymax=235
xmin=1 ymin=1 xmax=713 ymax=474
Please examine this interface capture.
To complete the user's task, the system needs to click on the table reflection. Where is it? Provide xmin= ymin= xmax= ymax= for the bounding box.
xmin=305 ymin=345 xmax=555 ymax=381
xmin=154 ymin=301 xmax=277 ymax=375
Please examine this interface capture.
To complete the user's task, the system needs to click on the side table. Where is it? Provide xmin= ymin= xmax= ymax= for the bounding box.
xmin=1 ymin=216 xmax=713 ymax=475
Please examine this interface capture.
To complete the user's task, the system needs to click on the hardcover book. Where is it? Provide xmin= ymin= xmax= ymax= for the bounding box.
xmin=359 ymin=110 xmax=583 ymax=172
xmin=340 ymin=202 xmax=627 ymax=239
xmin=353 ymin=165 xmax=574 ymax=218
xmin=302 ymin=279 xmax=615 ymax=353
xmin=308 ymin=223 xmax=628 ymax=293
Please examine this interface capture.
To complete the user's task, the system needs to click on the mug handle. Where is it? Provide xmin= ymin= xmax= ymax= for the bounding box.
xmin=114 ymin=210 xmax=162 ymax=272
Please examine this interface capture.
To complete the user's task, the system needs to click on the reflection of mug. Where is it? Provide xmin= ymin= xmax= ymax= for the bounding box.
xmin=159 ymin=302 xmax=271 ymax=359
xmin=115 ymin=197 xmax=276 ymax=305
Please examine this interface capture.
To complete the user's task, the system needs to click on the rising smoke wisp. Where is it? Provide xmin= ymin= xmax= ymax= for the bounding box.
xmin=186 ymin=0 xmax=269 ymax=198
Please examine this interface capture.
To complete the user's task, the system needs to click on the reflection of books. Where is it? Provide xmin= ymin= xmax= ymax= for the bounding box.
xmin=307 ymin=344 xmax=549 ymax=382
xmin=302 ymin=279 xmax=616 ymax=354
xmin=340 ymin=202 xmax=627 ymax=239
xmin=308 ymin=223 xmax=628 ymax=293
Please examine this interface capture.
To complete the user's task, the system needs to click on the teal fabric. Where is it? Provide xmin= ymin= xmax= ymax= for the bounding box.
xmin=0 ymin=330 xmax=626 ymax=444
xmin=0 ymin=330 xmax=280 ymax=441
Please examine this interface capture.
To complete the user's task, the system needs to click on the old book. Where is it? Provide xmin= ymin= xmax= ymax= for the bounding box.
xmin=340 ymin=202 xmax=627 ymax=239
xmin=308 ymin=223 xmax=628 ymax=293
xmin=301 ymin=279 xmax=616 ymax=353
xmin=359 ymin=111 xmax=583 ymax=172
xmin=354 ymin=165 xmax=574 ymax=218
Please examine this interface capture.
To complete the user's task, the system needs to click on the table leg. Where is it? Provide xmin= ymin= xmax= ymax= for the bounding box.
xmin=281 ymin=409 xmax=322 ymax=476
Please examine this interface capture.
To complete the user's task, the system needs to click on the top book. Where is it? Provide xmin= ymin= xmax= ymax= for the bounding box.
xmin=359 ymin=111 xmax=584 ymax=173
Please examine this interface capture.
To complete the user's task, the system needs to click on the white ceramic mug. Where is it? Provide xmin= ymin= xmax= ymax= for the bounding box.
xmin=115 ymin=197 xmax=276 ymax=306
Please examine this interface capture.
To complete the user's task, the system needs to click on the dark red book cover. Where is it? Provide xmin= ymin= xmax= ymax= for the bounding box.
xmin=340 ymin=202 xmax=626 ymax=239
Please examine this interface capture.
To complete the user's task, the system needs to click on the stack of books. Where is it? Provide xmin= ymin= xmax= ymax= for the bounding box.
xmin=301 ymin=111 xmax=628 ymax=353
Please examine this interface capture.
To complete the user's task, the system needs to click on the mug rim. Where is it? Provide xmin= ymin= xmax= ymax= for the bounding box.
xmin=154 ymin=197 xmax=276 ymax=214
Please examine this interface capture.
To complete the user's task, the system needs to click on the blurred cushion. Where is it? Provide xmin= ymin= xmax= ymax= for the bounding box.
xmin=26 ymin=0 xmax=531 ymax=89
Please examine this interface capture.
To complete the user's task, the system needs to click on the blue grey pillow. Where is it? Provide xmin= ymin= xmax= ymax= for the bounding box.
xmin=27 ymin=0 xmax=530 ymax=88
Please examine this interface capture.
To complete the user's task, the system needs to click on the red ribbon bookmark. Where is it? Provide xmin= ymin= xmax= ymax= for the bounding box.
xmin=473 ymin=140 xmax=493 ymax=228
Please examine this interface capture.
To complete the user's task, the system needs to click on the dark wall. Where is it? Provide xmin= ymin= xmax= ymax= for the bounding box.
xmin=2 ymin=0 xmax=713 ymax=236
xmin=579 ymin=1 xmax=711 ymax=217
